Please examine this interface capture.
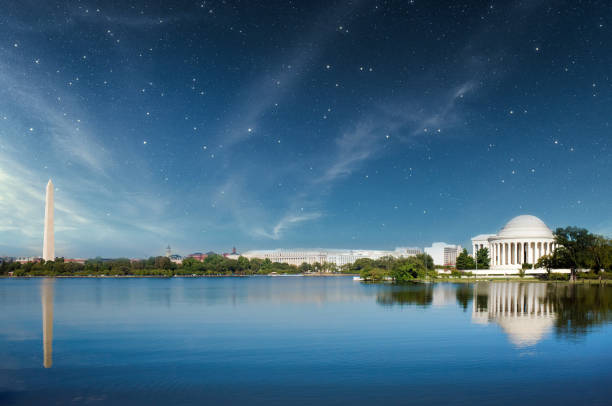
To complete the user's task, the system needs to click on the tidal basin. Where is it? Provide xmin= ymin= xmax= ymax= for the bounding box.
xmin=2 ymin=277 xmax=612 ymax=405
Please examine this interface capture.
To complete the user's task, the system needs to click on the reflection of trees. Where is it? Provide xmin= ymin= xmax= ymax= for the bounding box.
xmin=455 ymin=285 xmax=473 ymax=311
xmin=376 ymin=285 xmax=433 ymax=307
xmin=546 ymin=284 xmax=612 ymax=338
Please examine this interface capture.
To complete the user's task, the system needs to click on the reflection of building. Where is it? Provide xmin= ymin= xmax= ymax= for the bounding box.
xmin=42 ymin=279 xmax=54 ymax=368
xmin=242 ymin=247 xmax=422 ymax=267
xmin=424 ymin=242 xmax=462 ymax=266
xmin=472 ymin=283 xmax=556 ymax=347
xmin=472 ymin=215 xmax=557 ymax=269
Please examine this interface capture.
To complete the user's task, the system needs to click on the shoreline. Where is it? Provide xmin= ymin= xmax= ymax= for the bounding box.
xmin=0 ymin=275 xmax=609 ymax=284
xmin=0 ymin=273 xmax=360 ymax=279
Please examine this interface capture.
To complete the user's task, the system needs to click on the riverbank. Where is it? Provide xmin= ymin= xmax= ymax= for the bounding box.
xmin=0 ymin=273 xmax=360 ymax=279
xmin=1 ymin=274 xmax=608 ymax=284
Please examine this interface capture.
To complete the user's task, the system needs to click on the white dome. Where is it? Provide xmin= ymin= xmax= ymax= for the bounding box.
xmin=497 ymin=215 xmax=553 ymax=239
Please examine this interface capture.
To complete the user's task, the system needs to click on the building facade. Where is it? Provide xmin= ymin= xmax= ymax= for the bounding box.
xmin=242 ymin=247 xmax=422 ymax=267
xmin=424 ymin=242 xmax=462 ymax=266
xmin=471 ymin=215 xmax=556 ymax=270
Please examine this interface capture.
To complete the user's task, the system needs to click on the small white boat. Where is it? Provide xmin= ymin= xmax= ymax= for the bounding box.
xmin=353 ymin=276 xmax=364 ymax=281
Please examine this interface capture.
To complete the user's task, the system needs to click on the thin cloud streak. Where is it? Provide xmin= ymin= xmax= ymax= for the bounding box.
xmin=0 ymin=66 xmax=109 ymax=174
xmin=220 ymin=0 xmax=368 ymax=148
xmin=319 ymin=80 xmax=477 ymax=185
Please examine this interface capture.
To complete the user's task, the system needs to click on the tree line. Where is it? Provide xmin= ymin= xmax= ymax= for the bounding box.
xmin=535 ymin=227 xmax=612 ymax=280
xmin=0 ymin=255 xmax=314 ymax=277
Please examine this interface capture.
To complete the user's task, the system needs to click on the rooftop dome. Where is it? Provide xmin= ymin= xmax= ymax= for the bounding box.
xmin=497 ymin=215 xmax=553 ymax=239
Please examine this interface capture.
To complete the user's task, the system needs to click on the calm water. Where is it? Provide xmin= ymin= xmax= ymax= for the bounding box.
xmin=2 ymin=277 xmax=612 ymax=405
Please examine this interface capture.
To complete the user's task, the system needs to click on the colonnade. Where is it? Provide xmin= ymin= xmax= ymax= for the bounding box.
xmin=487 ymin=240 xmax=556 ymax=267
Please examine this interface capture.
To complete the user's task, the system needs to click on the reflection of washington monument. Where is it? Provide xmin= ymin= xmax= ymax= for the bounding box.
xmin=42 ymin=279 xmax=54 ymax=368
xmin=472 ymin=283 xmax=556 ymax=347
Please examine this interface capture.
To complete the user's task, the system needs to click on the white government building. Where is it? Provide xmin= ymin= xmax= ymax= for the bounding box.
xmin=242 ymin=247 xmax=422 ymax=267
xmin=471 ymin=215 xmax=557 ymax=271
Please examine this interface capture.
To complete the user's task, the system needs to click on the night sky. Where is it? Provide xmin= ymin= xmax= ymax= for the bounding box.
xmin=0 ymin=1 xmax=610 ymax=258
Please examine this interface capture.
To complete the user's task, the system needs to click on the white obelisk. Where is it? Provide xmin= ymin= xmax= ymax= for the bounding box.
xmin=43 ymin=179 xmax=55 ymax=261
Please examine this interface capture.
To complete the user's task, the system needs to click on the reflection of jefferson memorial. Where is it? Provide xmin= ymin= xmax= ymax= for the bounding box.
xmin=472 ymin=215 xmax=557 ymax=270
xmin=472 ymin=283 xmax=556 ymax=347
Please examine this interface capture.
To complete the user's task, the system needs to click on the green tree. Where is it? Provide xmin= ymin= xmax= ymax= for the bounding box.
xmin=415 ymin=253 xmax=434 ymax=271
xmin=360 ymin=268 xmax=388 ymax=282
xmin=536 ymin=254 xmax=554 ymax=278
xmin=476 ymin=248 xmax=490 ymax=269
xmin=455 ymin=249 xmax=475 ymax=270
xmin=237 ymin=256 xmax=250 ymax=273
xmin=554 ymin=227 xmax=595 ymax=281
xmin=588 ymin=236 xmax=611 ymax=273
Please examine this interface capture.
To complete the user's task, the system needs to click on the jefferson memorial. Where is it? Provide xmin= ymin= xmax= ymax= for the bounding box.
xmin=471 ymin=215 xmax=557 ymax=270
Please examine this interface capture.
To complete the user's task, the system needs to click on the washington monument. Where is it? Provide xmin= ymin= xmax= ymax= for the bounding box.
xmin=43 ymin=179 xmax=54 ymax=261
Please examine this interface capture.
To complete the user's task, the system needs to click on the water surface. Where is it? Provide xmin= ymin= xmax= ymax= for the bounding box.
xmin=1 ymin=277 xmax=612 ymax=405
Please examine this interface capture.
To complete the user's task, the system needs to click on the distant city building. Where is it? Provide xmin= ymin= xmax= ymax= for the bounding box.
xmin=243 ymin=250 xmax=327 ymax=266
xmin=0 ymin=256 xmax=15 ymax=265
xmin=186 ymin=253 xmax=207 ymax=261
xmin=168 ymin=254 xmax=183 ymax=264
xmin=242 ymin=247 xmax=421 ymax=267
xmin=424 ymin=243 xmax=462 ymax=266
xmin=64 ymin=258 xmax=86 ymax=264
xmin=165 ymin=245 xmax=172 ymax=258
xmin=443 ymin=246 xmax=461 ymax=267
xmin=16 ymin=256 xmax=42 ymax=264
xmin=471 ymin=215 xmax=557 ymax=270
xmin=223 ymin=247 xmax=240 ymax=260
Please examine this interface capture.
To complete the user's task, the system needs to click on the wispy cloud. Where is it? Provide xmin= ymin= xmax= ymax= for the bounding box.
xmin=318 ymin=80 xmax=476 ymax=184
xmin=220 ymin=0 xmax=367 ymax=147
xmin=254 ymin=212 xmax=323 ymax=240
xmin=0 ymin=65 xmax=109 ymax=174
xmin=317 ymin=121 xmax=379 ymax=184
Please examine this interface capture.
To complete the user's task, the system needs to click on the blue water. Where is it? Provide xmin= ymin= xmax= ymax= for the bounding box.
xmin=1 ymin=277 xmax=612 ymax=405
